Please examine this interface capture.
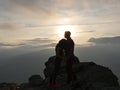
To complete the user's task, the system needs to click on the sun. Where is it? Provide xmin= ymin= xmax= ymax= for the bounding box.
xmin=57 ymin=25 xmax=75 ymax=38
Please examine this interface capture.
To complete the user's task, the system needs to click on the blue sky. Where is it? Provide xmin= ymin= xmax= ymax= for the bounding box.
xmin=0 ymin=0 xmax=120 ymax=83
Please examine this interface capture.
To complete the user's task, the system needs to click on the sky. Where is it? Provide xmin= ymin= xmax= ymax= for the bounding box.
xmin=0 ymin=0 xmax=120 ymax=83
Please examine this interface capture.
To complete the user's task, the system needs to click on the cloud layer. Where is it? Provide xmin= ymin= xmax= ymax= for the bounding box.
xmin=88 ymin=36 xmax=120 ymax=45
xmin=0 ymin=0 xmax=120 ymax=25
xmin=0 ymin=38 xmax=55 ymax=48
xmin=0 ymin=36 xmax=120 ymax=83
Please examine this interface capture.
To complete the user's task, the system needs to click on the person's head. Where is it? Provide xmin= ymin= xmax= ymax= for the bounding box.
xmin=64 ymin=31 xmax=71 ymax=39
xmin=56 ymin=39 xmax=66 ymax=56
xmin=58 ymin=39 xmax=66 ymax=49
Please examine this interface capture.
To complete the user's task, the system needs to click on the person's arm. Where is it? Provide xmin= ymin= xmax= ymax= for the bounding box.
xmin=56 ymin=47 xmax=60 ymax=57
xmin=67 ymin=47 xmax=74 ymax=59
xmin=68 ymin=40 xmax=74 ymax=58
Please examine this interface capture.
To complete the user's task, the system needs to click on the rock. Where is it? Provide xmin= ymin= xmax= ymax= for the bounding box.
xmin=101 ymin=87 xmax=120 ymax=90
xmin=44 ymin=55 xmax=80 ymax=78
xmin=43 ymin=56 xmax=120 ymax=90
xmin=28 ymin=75 xmax=43 ymax=87
xmin=23 ymin=56 xmax=119 ymax=90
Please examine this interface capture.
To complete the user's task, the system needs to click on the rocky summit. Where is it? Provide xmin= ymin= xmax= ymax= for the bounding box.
xmin=21 ymin=56 xmax=120 ymax=90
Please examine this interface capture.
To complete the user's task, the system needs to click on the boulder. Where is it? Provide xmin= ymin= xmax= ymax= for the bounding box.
xmin=28 ymin=75 xmax=43 ymax=87
xmin=43 ymin=56 xmax=119 ymax=90
xmin=23 ymin=56 xmax=120 ymax=90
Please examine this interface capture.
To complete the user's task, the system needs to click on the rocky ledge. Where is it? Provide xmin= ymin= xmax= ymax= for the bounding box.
xmin=21 ymin=56 xmax=120 ymax=90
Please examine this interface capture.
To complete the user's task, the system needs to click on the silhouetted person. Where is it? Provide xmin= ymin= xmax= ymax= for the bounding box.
xmin=49 ymin=31 xmax=76 ymax=87
xmin=49 ymin=39 xmax=66 ymax=87
xmin=64 ymin=31 xmax=76 ymax=84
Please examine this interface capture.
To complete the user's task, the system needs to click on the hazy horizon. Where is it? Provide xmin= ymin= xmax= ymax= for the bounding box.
xmin=0 ymin=0 xmax=120 ymax=83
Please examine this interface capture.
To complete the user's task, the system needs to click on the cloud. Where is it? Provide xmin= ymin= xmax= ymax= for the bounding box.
xmin=12 ymin=0 xmax=50 ymax=14
xmin=0 ymin=35 xmax=120 ymax=83
xmin=0 ymin=38 xmax=120 ymax=83
xmin=0 ymin=0 xmax=120 ymax=25
xmin=0 ymin=42 xmax=25 ymax=47
xmin=76 ymin=30 xmax=94 ymax=34
xmin=0 ymin=22 xmax=22 ymax=30
xmin=42 ymin=43 xmax=56 ymax=47
xmin=0 ymin=38 xmax=55 ymax=48
xmin=8 ymin=0 xmax=61 ymax=24
xmin=24 ymin=38 xmax=56 ymax=48
xmin=25 ymin=38 xmax=55 ymax=44
xmin=88 ymin=36 xmax=120 ymax=45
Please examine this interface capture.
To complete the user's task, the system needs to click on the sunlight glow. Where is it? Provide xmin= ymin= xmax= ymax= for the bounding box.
xmin=57 ymin=25 xmax=75 ymax=38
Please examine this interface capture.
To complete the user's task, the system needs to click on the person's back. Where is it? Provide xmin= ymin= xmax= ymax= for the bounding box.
xmin=56 ymin=39 xmax=66 ymax=58
xmin=49 ymin=39 xmax=66 ymax=87
xmin=65 ymin=38 xmax=74 ymax=57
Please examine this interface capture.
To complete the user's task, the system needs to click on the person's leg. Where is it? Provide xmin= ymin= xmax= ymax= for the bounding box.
xmin=70 ymin=56 xmax=77 ymax=81
xmin=66 ymin=56 xmax=76 ymax=84
xmin=66 ymin=60 xmax=72 ymax=84
xmin=50 ymin=56 xmax=61 ymax=84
